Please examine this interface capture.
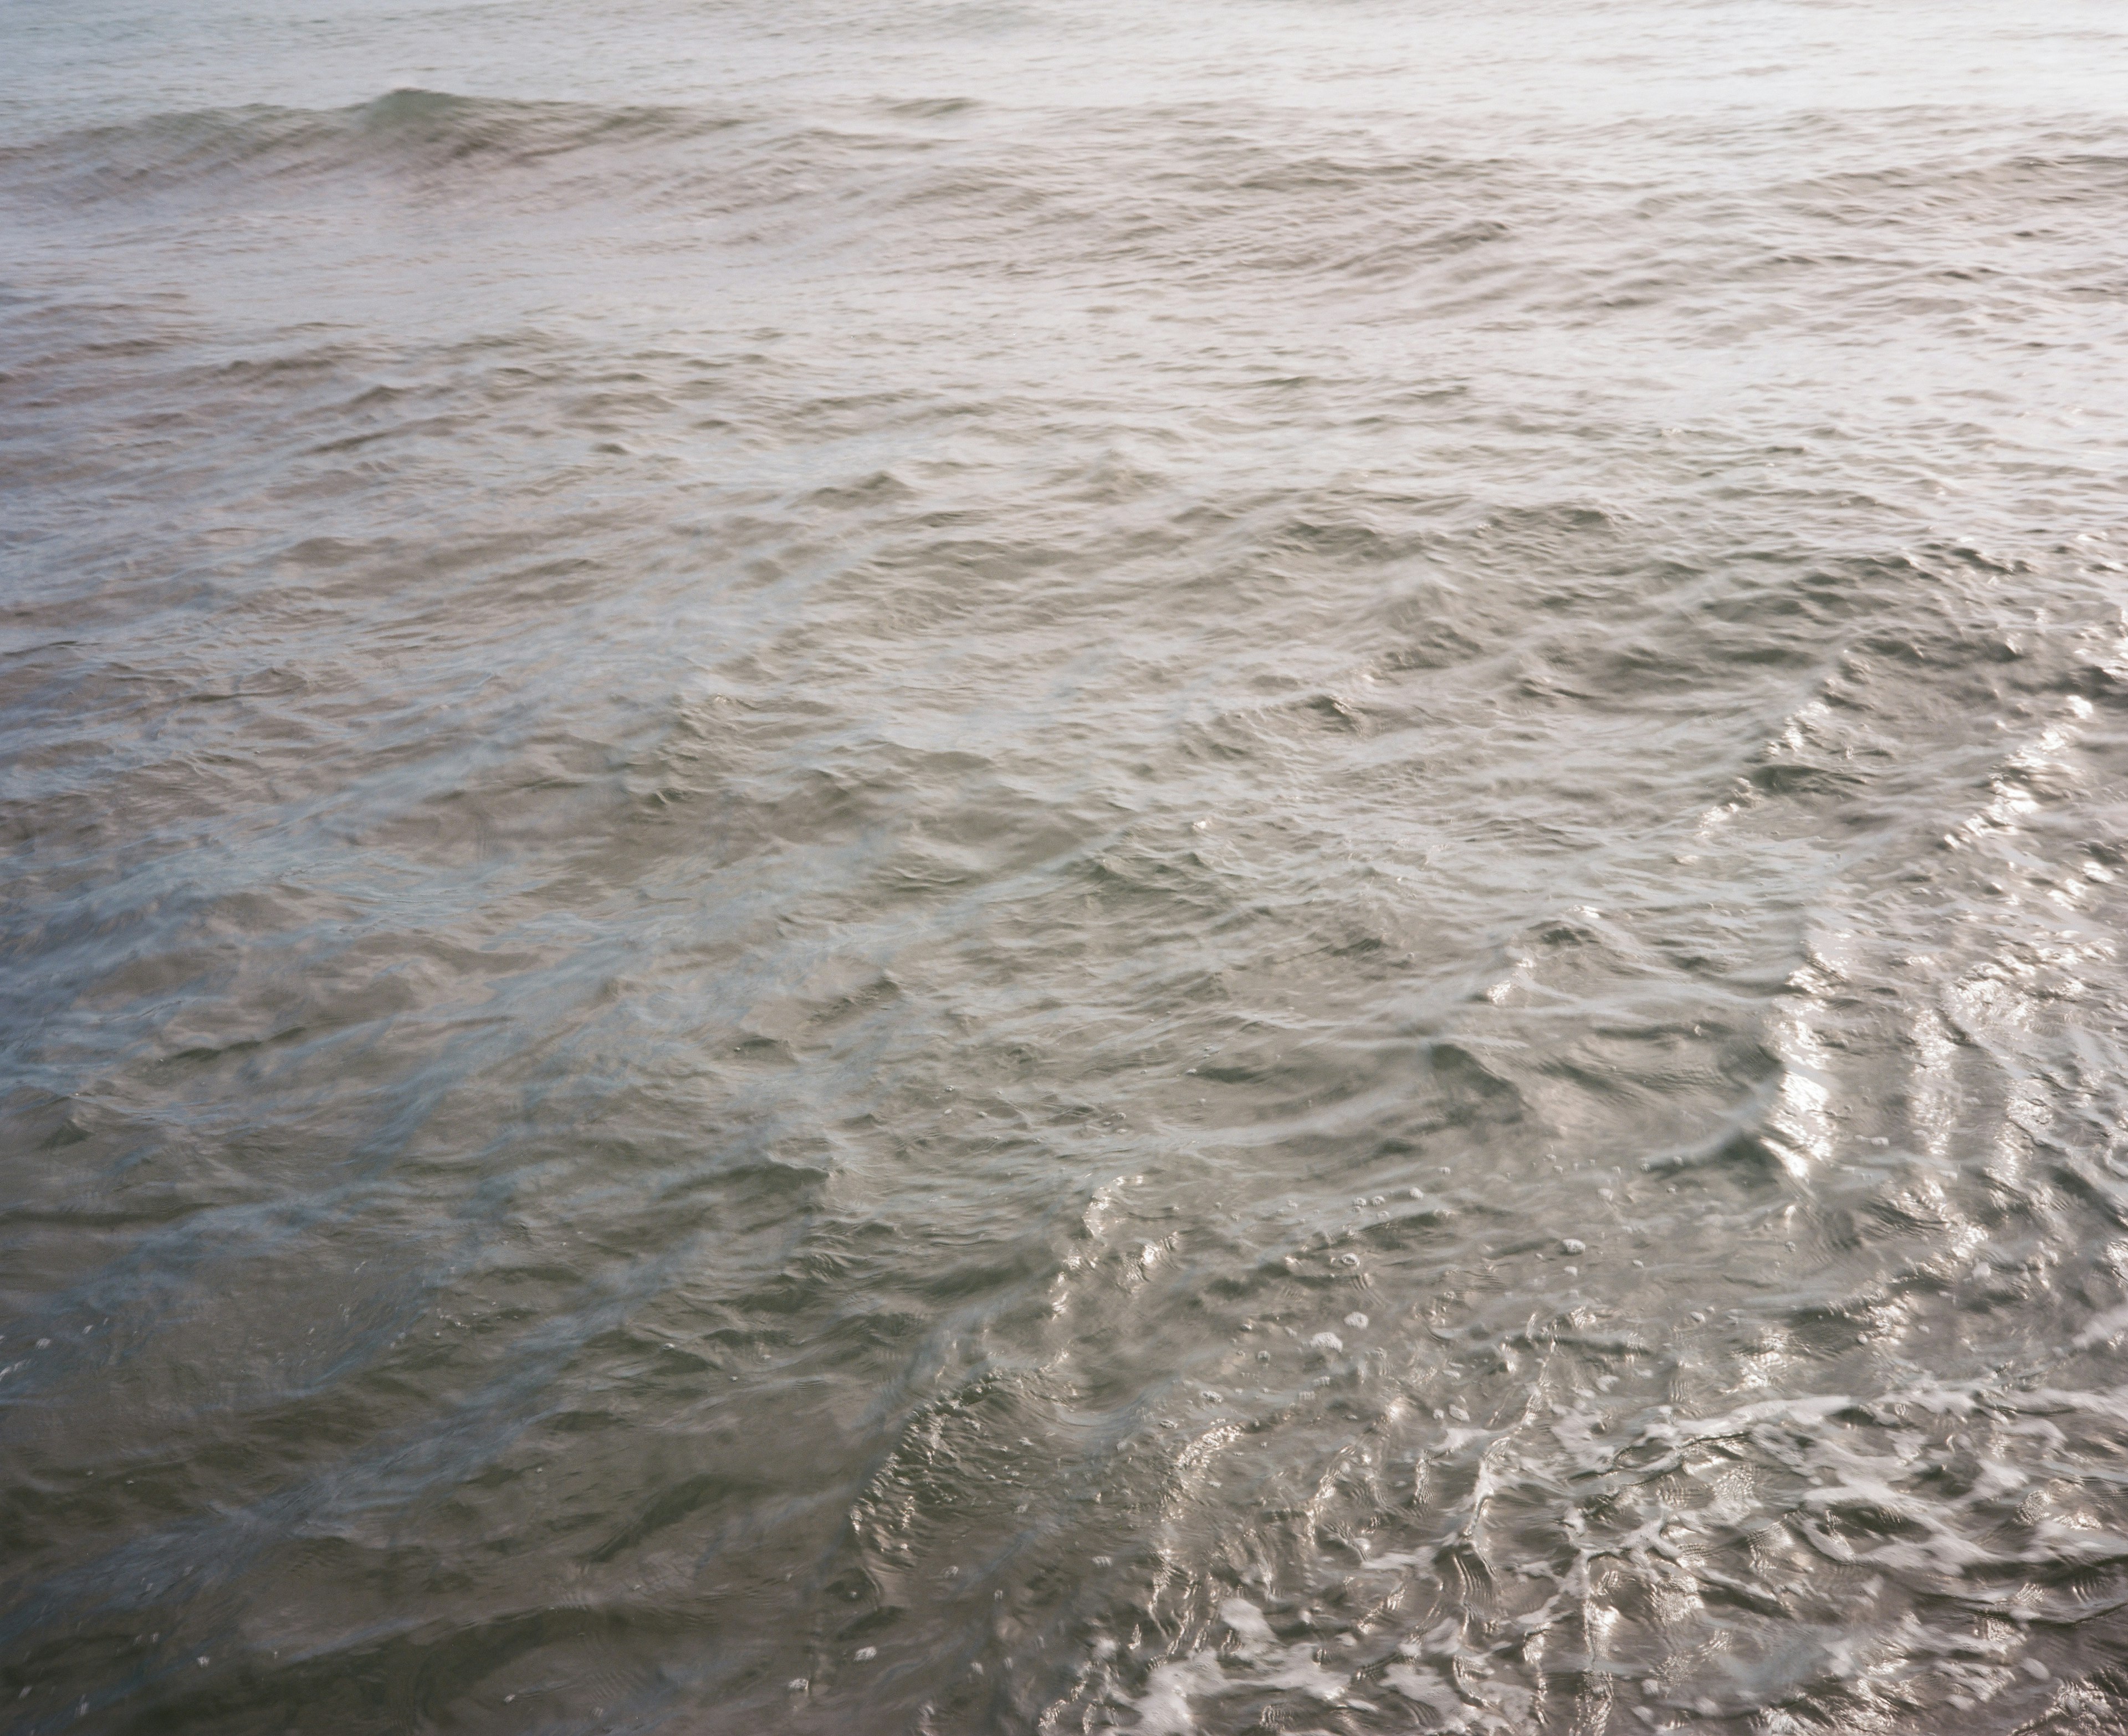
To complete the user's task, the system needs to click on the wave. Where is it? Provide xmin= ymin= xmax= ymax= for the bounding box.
xmin=12 ymin=87 xmax=2119 ymax=340
xmin=0 ymin=89 xmax=746 ymax=204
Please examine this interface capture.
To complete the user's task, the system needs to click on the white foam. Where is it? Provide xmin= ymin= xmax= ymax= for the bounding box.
xmin=1109 ymin=1600 xmax=1354 ymax=1732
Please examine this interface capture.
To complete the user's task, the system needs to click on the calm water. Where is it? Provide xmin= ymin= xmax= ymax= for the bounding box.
xmin=6 ymin=2 xmax=2128 ymax=1731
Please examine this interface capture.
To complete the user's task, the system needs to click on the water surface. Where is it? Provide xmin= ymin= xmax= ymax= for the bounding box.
xmin=7 ymin=1 xmax=2128 ymax=1730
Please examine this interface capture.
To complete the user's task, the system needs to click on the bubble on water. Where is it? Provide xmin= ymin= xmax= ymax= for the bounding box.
xmin=855 ymin=1646 xmax=877 ymax=1661
xmin=1344 ymin=1312 xmax=1369 ymax=1328
xmin=1561 ymin=1238 xmax=1586 ymax=1255
xmin=1310 ymin=1332 xmax=1344 ymax=1351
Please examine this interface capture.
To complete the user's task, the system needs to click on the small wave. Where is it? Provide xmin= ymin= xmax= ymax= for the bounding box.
xmin=874 ymin=96 xmax=983 ymax=120
xmin=0 ymin=89 xmax=745 ymax=204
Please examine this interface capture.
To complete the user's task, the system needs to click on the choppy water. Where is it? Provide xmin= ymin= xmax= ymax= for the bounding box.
xmin=7 ymin=2 xmax=2128 ymax=1731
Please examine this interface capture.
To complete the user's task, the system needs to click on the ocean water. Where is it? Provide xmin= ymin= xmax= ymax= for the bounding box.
xmin=6 ymin=1 xmax=2128 ymax=1730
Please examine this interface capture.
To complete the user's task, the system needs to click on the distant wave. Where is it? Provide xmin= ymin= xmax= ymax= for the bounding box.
xmin=0 ymin=89 xmax=748 ymax=204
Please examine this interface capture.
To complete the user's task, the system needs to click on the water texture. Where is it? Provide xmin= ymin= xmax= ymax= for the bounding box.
xmin=6 ymin=1 xmax=2128 ymax=1730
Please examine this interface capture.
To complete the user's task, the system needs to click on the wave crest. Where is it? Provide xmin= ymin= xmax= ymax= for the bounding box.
xmin=0 ymin=89 xmax=743 ymax=203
